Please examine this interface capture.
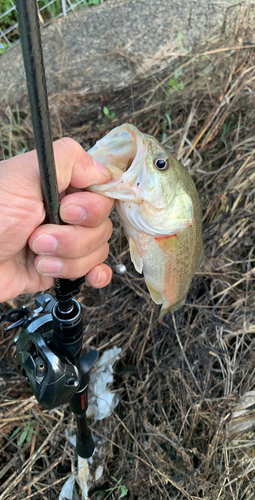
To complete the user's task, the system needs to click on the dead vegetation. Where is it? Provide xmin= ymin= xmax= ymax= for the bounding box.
xmin=1 ymin=3 xmax=255 ymax=499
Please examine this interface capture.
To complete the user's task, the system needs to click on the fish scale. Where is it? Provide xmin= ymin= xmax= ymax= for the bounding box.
xmin=88 ymin=124 xmax=203 ymax=319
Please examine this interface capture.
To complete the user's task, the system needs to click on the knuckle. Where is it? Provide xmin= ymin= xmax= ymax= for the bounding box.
xmin=92 ymin=197 xmax=112 ymax=222
xmin=56 ymin=137 xmax=78 ymax=150
xmin=84 ymin=236 xmax=94 ymax=256
xmin=91 ymin=201 xmax=104 ymax=221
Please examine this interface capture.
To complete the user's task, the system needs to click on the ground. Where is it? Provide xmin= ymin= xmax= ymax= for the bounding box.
xmin=0 ymin=0 xmax=242 ymax=102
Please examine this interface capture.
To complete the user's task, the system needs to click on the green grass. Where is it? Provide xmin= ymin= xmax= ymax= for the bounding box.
xmin=0 ymin=0 xmax=18 ymax=48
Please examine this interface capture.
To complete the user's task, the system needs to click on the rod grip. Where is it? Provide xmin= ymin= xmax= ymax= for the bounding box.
xmin=75 ymin=413 xmax=95 ymax=459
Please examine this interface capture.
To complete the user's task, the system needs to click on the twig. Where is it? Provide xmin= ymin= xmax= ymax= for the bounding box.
xmin=0 ymin=414 xmax=63 ymax=499
xmin=172 ymin=313 xmax=204 ymax=398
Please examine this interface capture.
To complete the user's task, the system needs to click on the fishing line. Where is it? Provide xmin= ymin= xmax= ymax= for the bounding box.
xmin=121 ymin=5 xmax=137 ymax=127
xmin=112 ymin=6 xmax=137 ymax=275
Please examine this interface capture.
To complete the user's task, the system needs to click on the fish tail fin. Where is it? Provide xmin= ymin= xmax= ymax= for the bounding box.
xmin=158 ymin=297 xmax=186 ymax=321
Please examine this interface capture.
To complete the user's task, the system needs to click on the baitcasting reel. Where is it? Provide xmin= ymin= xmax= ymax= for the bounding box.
xmin=1 ymin=285 xmax=98 ymax=458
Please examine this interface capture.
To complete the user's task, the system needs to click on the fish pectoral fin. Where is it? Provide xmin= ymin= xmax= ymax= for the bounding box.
xmin=146 ymin=282 xmax=163 ymax=305
xmin=154 ymin=234 xmax=180 ymax=255
xmin=129 ymin=237 xmax=143 ymax=274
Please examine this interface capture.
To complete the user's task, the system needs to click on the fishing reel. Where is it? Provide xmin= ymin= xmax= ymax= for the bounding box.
xmin=1 ymin=282 xmax=98 ymax=458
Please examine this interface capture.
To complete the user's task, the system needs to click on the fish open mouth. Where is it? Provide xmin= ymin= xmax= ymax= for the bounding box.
xmin=126 ymin=157 xmax=134 ymax=171
xmin=88 ymin=124 xmax=144 ymax=174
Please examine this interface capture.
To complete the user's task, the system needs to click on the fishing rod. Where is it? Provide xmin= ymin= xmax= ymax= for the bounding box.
xmin=2 ymin=0 xmax=98 ymax=459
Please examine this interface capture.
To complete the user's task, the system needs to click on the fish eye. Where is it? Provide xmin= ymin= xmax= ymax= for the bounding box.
xmin=154 ymin=157 xmax=169 ymax=171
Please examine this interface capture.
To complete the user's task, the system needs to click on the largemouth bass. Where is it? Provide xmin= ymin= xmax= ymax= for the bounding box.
xmin=89 ymin=124 xmax=203 ymax=319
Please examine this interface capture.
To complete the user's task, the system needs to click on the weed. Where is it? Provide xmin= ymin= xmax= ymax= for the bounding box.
xmin=0 ymin=0 xmax=19 ymax=44
xmin=38 ymin=0 xmax=62 ymax=18
xmin=161 ymin=111 xmax=172 ymax=142
xmin=0 ymin=42 xmax=8 ymax=54
xmin=103 ymin=106 xmax=115 ymax=120
xmin=106 ymin=476 xmax=128 ymax=498
xmin=166 ymin=76 xmax=184 ymax=95
xmin=11 ymin=410 xmax=35 ymax=446
xmin=0 ymin=1 xmax=18 ymax=25
xmin=177 ymin=31 xmax=185 ymax=46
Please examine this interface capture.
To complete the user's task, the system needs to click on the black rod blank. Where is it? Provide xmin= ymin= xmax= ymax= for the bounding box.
xmin=16 ymin=0 xmax=72 ymax=309
xmin=16 ymin=0 xmax=59 ymax=224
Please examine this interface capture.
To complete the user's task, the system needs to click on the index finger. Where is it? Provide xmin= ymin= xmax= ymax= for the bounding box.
xmin=53 ymin=137 xmax=111 ymax=193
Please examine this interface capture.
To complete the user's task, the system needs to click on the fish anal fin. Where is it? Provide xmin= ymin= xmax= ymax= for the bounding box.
xmin=146 ymin=282 xmax=163 ymax=305
xmin=154 ymin=235 xmax=179 ymax=255
xmin=129 ymin=237 xmax=143 ymax=274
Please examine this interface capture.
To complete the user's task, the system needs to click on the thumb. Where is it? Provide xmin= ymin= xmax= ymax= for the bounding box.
xmin=53 ymin=137 xmax=111 ymax=193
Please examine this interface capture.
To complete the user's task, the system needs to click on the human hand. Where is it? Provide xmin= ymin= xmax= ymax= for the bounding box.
xmin=0 ymin=138 xmax=114 ymax=302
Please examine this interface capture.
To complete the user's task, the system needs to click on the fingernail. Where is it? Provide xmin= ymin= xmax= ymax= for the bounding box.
xmin=33 ymin=234 xmax=58 ymax=254
xmin=37 ymin=257 xmax=62 ymax=276
xmin=96 ymin=269 xmax=108 ymax=285
xmin=61 ymin=204 xmax=86 ymax=223
xmin=93 ymin=159 xmax=111 ymax=176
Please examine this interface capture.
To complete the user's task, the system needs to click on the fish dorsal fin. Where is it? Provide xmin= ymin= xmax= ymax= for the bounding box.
xmin=146 ymin=282 xmax=163 ymax=305
xmin=129 ymin=237 xmax=143 ymax=273
xmin=154 ymin=235 xmax=180 ymax=255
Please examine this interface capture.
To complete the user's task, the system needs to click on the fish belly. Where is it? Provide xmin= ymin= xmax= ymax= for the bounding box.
xmin=122 ymin=217 xmax=202 ymax=319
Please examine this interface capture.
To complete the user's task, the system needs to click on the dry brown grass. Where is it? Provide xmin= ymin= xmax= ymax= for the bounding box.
xmin=1 ymin=4 xmax=255 ymax=499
